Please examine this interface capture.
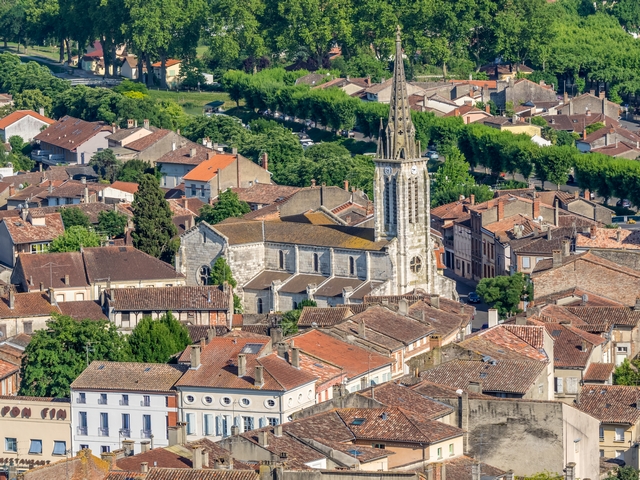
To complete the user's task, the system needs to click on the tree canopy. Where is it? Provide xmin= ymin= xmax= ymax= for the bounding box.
xmin=60 ymin=207 xmax=92 ymax=229
xmin=197 ymin=189 xmax=250 ymax=225
xmin=127 ymin=312 xmax=191 ymax=363
xmin=476 ymin=272 xmax=532 ymax=317
xmin=49 ymin=225 xmax=103 ymax=252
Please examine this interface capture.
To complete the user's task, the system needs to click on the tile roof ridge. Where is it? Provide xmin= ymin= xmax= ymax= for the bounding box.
xmin=256 ymin=355 xmax=286 ymax=390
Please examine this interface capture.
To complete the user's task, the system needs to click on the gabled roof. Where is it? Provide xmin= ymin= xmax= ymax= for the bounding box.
xmin=13 ymin=251 xmax=88 ymax=289
xmin=460 ymin=325 xmax=548 ymax=362
xmin=176 ymin=336 xmax=317 ymax=391
xmin=532 ymin=251 xmax=640 ymax=278
xmin=289 ymin=329 xmax=391 ymax=378
xmin=408 ymin=301 xmax=470 ymax=337
xmin=107 ymin=285 xmax=231 ymax=311
xmin=231 ymin=184 xmax=300 ymax=205
xmin=0 ymin=110 xmax=54 ymax=129
xmin=0 ymin=359 xmax=19 ymax=379
xmin=1 ymin=212 xmax=64 ymax=245
xmin=155 ymin=144 xmax=211 ymax=165
xmin=34 ymin=116 xmax=109 ymax=151
xmin=182 ymin=155 xmax=237 ymax=182
xmin=576 ymin=227 xmax=640 ymax=250
xmin=543 ymin=323 xmax=604 ymax=368
xmin=70 ymin=361 xmax=188 ymax=393
xmin=297 ymin=306 xmax=352 ymax=327
xmin=580 ymin=126 xmax=640 ymax=145
xmin=58 ymin=300 xmax=108 ymax=321
xmin=241 ymin=425 xmax=324 ymax=469
xmin=584 ymin=363 xmax=614 ymax=382
xmin=566 ymin=306 xmax=640 ymax=327
xmin=420 ymin=358 xmax=546 ymax=395
xmin=81 ymin=246 xmax=185 ymax=283
xmin=152 ymin=59 xmax=181 ymax=68
xmin=576 ymin=385 xmax=640 ymax=425
xmin=359 ymin=382 xmax=454 ymax=420
xmin=431 ymin=198 xmax=474 ymax=221
xmin=126 ymin=129 xmax=172 ymax=152
xmin=108 ymin=181 xmax=139 ymax=194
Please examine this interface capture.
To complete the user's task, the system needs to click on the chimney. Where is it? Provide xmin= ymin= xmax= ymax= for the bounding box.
xmin=9 ymin=184 xmax=14 ymax=196
xmin=496 ymin=198 xmax=504 ymax=221
xmin=582 ymin=129 xmax=587 ymax=141
xmin=9 ymin=289 xmax=14 ymax=310
xmin=343 ymin=180 xmax=349 ymax=191
xmin=485 ymin=103 xmax=490 ymax=114
xmin=140 ymin=462 xmax=149 ymax=473
xmin=172 ymin=142 xmax=176 ymax=151
xmin=581 ymin=340 xmax=587 ymax=352
xmin=255 ymin=365 xmax=264 ymax=387
xmin=563 ymin=91 xmax=569 ymax=104
xmin=270 ymin=327 xmax=283 ymax=346
xmin=111 ymin=123 xmax=116 ymax=134
xmin=64 ymin=274 xmax=70 ymax=285
xmin=39 ymin=282 xmax=44 ymax=292
xmin=453 ymin=108 xmax=460 ymax=117
xmin=276 ymin=342 xmax=287 ymax=358
xmin=207 ymin=327 xmax=216 ymax=342
xmin=430 ymin=294 xmax=440 ymax=310
xmin=310 ymin=179 xmax=316 ymax=188
xmin=291 ymin=347 xmax=300 ymax=369
xmin=468 ymin=381 xmax=482 ymax=393
xmin=617 ymin=229 xmax=622 ymax=243
xmin=258 ymin=431 xmax=269 ymax=447
xmin=358 ymin=320 xmax=366 ymax=338
xmin=552 ymin=249 xmax=563 ymax=268
xmin=134 ymin=119 xmax=138 ymax=128
xmin=232 ymin=147 xmax=238 ymax=155
xmin=512 ymin=114 xmax=518 ymax=124
xmin=237 ymin=354 xmax=246 ymax=377
xmin=231 ymin=425 xmax=240 ymax=436
xmin=274 ymin=424 xmax=283 ymax=437
xmin=190 ymin=148 xmax=197 ymax=158
xmin=140 ymin=441 xmax=150 ymax=453
xmin=470 ymin=194 xmax=475 ymax=205
xmin=533 ymin=196 xmax=540 ymax=219
xmin=488 ymin=309 xmax=498 ymax=328
xmin=565 ymin=462 xmax=576 ymax=480
xmin=561 ymin=239 xmax=570 ymax=257
xmin=122 ymin=440 xmax=135 ymax=457
xmin=599 ymin=91 xmax=605 ymax=99
xmin=190 ymin=345 xmax=201 ymax=369
xmin=192 ymin=446 xmax=203 ymax=469
xmin=430 ymin=335 xmax=442 ymax=365
xmin=127 ymin=119 xmax=134 ymax=128
xmin=634 ymin=298 xmax=640 ymax=311
xmin=144 ymin=119 xmax=149 ymax=129
xmin=49 ymin=288 xmax=56 ymax=305
xmin=590 ymin=225 xmax=597 ymax=239
xmin=584 ymin=189 xmax=591 ymax=200
xmin=262 ymin=152 xmax=268 ymax=171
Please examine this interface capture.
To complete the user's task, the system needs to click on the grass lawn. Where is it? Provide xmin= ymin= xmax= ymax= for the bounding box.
xmin=196 ymin=45 xmax=208 ymax=58
xmin=146 ymin=89 xmax=235 ymax=115
xmin=0 ymin=42 xmax=61 ymax=62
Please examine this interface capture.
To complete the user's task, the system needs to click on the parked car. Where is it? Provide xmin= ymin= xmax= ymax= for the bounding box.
xmin=617 ymin=199 xmax=632 ymax=208
xmin=468 ymin=292 xmax=481 ymax=303
xmin=427 ymin=151 xmax=439 ymax=160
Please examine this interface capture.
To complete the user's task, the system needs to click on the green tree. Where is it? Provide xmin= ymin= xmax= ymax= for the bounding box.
xmin=607 ymin=465 xmax=640 ymax=480
xmin=60 ymin=207 xmax=92 ymax=229
xmin=49 ymin=225 xmax=103 ymax=252
xmin=585 ymin=122 xmax=605 ymax=135
xmin=533 ymin=146 xmax=576 ymax=189
xmin=131 ymin=174 xmax=177 ymax=263
xmin=12 ymin=89 xmax=52 ymax=115
xmin=476 ymin=272 xmax=532 ymax=317
xmin=89 ymin=149 xmax=122 ymax=182
xmin=209 ymin=257 xmax=237 ymax=288
xmin=613 ymin=358 xmax=640 ymax=386
xmin=280 ymin=299 xmax=317 ymax=336
xmin=127 ymin=312 xmax=191 ymax=363
xmin=197 ymin=189 xmax=250 ymax=225
xmin=19 ymin=315 xmax=131 ymax=397
xmin=97 ymin=210 xmax=129 ymax=238
xmin=431 ymin=147 xmax=474 ymax=198
xmin=118 ymin=159 xmax=151 ymax=183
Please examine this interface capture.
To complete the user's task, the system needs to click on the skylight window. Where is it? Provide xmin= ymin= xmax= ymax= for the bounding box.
xmin=241 ymin=344 xmax=262 ymax=354
xmin=351 ymin=418 xmax=366 ymax=425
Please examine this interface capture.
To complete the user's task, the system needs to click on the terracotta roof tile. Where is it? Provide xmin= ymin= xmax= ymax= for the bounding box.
xmin=109 ymin=181 xmax=139 ymax=194
xmin=35 ymin=116 xmax=109 ymax=150
xmin=408 ymin=301 xmax=470 ymax=337
xmin=82 ymin=246 xmax=185 ymax=283
xmin=0 ymin=110 xmax=54 ymax=129
xmin=152 ymin=59 xmax=181 ymax=68
xmin=532 ymin=251 xmax=640 ymax=278
xmin=183 ymin=155 xmax=237 ymax=182
xmin=144 ymin=469 xmax=257 ymax=480
xmin=58 ymin=300 xmax=108 ymax=321
xmin=71 ymin=361 xmax=187 ymax=392
xmin=108 ymin=285 xmax=230 ymax=311
xmin=156 ymin=144 xmax=211 ymax=166
xmin=176 ymin=337 xmax=316 ymax=391
xmin=283 ymin=410 xmax=354 ymax=443
xmin=0 ymin=359 xmax=19 ymax=379
xmin=244 ymin=271 xmax=292 ymax=291
xmin=576 ymin=228 xmax=640 ymax=250
xmin=420 ymin=359 xmax=546 ymax=395
xmin=1 ymin=212 xmax=64 ymax=245
xmin=463 ymin=325 xmax=547 ymax=362
xmin=0 ymin=292 xmax=57 ymax=318
xmin=314 ymin=277 xmax=365 ymax=297
xmin=543 ymin=323 xmax=604 ymax=368
xmin=297 ymin=306 xmax=352 ymax=327
xmin=567 ymin=306 xmax=640 ymax=327
xmin=48 ymin=180 xmax=106 ymax=200
xmin=231 ymin=184 xmax=300 ymax=205
xmin=443 ymin=455 xmax=507 ymax=480
xmin=411 ymin=379 xmax=492 ymax=400
xmin=13 ymin=251 xmax=88 ymax=289
xmin=359 ymin=382 xmax=454 ymax=419
xmin=126 ymin=129 xmax=172 ymax=152
xmin=186 ymin=325 xmax=229 ymax=342
xmin=279 ymin=274 xmax=327 ymax=294
xmin=576 ymin=385 xmax=640 ymax=425
xmin=290 ymin=329 xmax=391 ymax=378
xmin=241 ymin=425 xmax=324 ymax=469
xmin=584 ymin=363 xmax=614 ymax=382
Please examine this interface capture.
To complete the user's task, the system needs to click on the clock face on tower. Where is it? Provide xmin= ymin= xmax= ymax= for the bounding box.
xmin=384 ymin=167 xmax=392 ymax=175
xmin=411 ymin=165 xmax=417 ymax=175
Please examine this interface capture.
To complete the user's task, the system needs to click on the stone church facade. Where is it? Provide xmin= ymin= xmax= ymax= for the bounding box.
xmin=176 ymin=29 xmax=457 ymax=314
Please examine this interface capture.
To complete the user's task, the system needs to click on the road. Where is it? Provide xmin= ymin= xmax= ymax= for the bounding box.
xmin=444 ymin=270 xmax=487 ymax=331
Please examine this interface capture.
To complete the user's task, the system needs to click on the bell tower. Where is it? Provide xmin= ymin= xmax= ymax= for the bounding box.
xmin=373 ymin=26 xmax=433 ymax=293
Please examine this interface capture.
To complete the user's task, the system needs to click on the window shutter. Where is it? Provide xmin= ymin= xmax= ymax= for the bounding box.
xmin=259 ymin=417 xmax=265 ymax=428
xmin=567 ymin=377 xmax=578 ymax=394
xmin=234 ymin=416 xmax=241 ymax=427
xmin=555 ymin=377 xmax=563 ymax=393
xmin=216 ymin=416 xmax=222 ymax=437
xmin=203 ymin=414 xmax=211 ymax=436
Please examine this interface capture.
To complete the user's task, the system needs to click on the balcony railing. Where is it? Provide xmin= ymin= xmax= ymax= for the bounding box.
xmin=77 ymin=426 xmax=88 ymax=436
xmin=76 ymin=397 xmax=86 ymax=404
xmin=141 ymin=430 xmax=152 ymax=439
xmin=98 ymin=398 xmax=107 ymax=405
xmin=141 ymin=399 xmax=150 ymax=407
xmin=98 ymin=428 xmax=109 ymax=437
xmin=119 ymin=428 xmax=131 ymax=437
xmin=119 ymin=399 xmax=129 ymax=406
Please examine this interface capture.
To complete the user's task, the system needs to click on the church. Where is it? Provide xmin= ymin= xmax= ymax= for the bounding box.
xmin=176 ymin=29 xmax=458 ymax=314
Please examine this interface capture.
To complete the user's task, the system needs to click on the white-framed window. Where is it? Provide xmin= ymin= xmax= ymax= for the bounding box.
xmin=186 ymin=413 xmax=196 ymax=435
xmin=615 ymin=428 xmax=625 ymax=442
xmin=5 ymin=437 xmax=16 ymax=452
xmin=268 ymin=417 xmax=279 ymax=426
xmin=449 ymin=443 xmax=454 ymax=456
xmin=185 ymin=395 xmax=195 ymax=404
xmin=221 ymin=397 xmax=232 ymax=406
xmin=437 ymin=447 xmax=442 ymax=459
xmin=243 ymin=416 xmax=254 ymax=432
xmin=522 ymin=257 xmax=530 ymax=269
xmin=599 ymin=426 xmax=604 ymax=440
xmin=554 ymin=377 xmax=563 ymax=393
xmin=203 ymin=396 xmax=213 ymax=405
xmin=53 ymin=441 xmax=66 ymax=456
xmin=265 ymin=399 xmax=276 ymax=408
xmin=240 ymin=398 xmax=251 ymax=407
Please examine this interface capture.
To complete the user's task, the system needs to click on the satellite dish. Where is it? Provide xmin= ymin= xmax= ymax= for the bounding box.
xmin=582 ymin=294 xmax=588 ymax=304
xmin=18 ymin=184 xmax=23 ymax=189
xmin=537 ymin=216 xmax=543 ymax=222
xmin=456 ymin=389 xmax=464 ymax=396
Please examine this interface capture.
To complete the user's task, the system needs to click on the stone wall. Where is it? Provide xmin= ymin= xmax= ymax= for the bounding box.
xmin=591 ymin=249 xmax=640 ymax=272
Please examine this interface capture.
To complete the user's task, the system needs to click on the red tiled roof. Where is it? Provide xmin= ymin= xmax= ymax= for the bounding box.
xmin=13 ymin=251 xmax=88 ymax=289
xmin=176 ymin=337 xmax=317 ymax=391
xmin=0 ymin=292 xmax=58 ymax=318
xmin=567 ymin=306 xmax=640 ymax=327
xmin=107 ymin=285 xmax=231 ymax=311
xmin=1 ymin=212 xmax=64 ymax=245
xmin=462 ymin=325 xmax=548 ymax=362
xmin=360 ymin=382 xmax=454 ymax=420
xmin=584 ymin=363 xmax=614 ymax=382
xmin=70 ymin=361 xmax=188 ymax=392
xmin=501 ymin=325 xmax=545 ymax=349
xmin=0 ymin=359 xmax=19 ymax=379
xmin=576 ymin=385 xmax=640 ymax=425
xmin=183 ymin=155 xmax=237 ymax=182
xmin=297 ymin=306 xmax=351 ymax=327
xmin=0 ymin=110 xmax=54 ymax=129
xmin=290 ymin=329 xmax=391 ymax=378
xmin=231 ymin=184 xmax=300 ymax=205
xmin=126 ymin=129 xmax=172 ymax=152
xmin=58 ymin=300 xmax=108 ymax=321
xmin=109 ymin=181 xmax=139 ymax=194
xmin=144 ymin=469 xmax=257 ymax=480
xmin=151 ymin=59 xmax=182 ymax=68
xmin=35 ymin=116 xmax=109 ymax=151
xmin=543 ymin=323 xmax=604 ymax=368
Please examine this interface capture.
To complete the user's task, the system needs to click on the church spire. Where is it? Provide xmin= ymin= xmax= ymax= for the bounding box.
xmin=383 ymin=25 xmax=418 ymax=161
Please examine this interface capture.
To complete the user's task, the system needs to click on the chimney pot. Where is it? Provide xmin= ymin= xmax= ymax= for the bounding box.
xmin=311 ymin=179 xmax=316 ymax=188
xmin=238 ymin=354 xmax=247 ymax=377
xmin=255 ymin=365 xmax=264 ymax=387
xmin=190 ymin=344 xmax=201 ymax=369
xmin=552 ymin=249 xmax=563 ymax=268
xmin=258 ymin=431 xmax=269 ymax=447
xmin=144 ymin=119 xmax=149 ymax=129
xmin=343 ymin=180 xmax=349 ymax=191
xmin=274 ymin=424 xmax=283 ymax=436
xmin=616 ymin=229 xmax=622 ymax=243
xmin=470 ymin=194 xmax=475 ymax=205
xmin=140 ymin=462 xmax=148 ymax=473
xmin=190 ymin=148 xmax=197 ymax=158
xmin=9 ymin=289 xmax=15 ymax=310
xmin=192 ymin=446 xmax=203 ymax=470
xmin=140 ymin=441 xmax=150 ymax=453
xmin=430 ymin=295 xmax=440 ymax=310
xmin=590 ymin=225 xmax=597 ymax=239
xmin=291 ymin=348 xmax=300 ymax=369
xmin=488 ymin=309 xmax=498 ymax=328
xmin=358 ymin=320 xmax=366 ymax=338
xmin=262 ymin=152 xmax=268 ymax=171
xmin=64 ymin=274 xmax=70 ymax=285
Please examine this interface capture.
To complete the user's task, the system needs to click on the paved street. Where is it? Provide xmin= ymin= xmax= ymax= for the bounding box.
xmin=444 ymin=270 xmax=487 ymax=331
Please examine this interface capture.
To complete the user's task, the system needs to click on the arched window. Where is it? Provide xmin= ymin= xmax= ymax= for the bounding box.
xmin=410 ymin=256 xmax=422 ymax=274
xmin=197 ymin=265 xmax=210 ymax=285
xmin=349 ymin=257 xmax=355 ymax=276
xmin=313 ymin=253 xmax=319 ymax=273
xmin=257 ymin=298 xmax=263 ymax=314
xmin=279 ymin=250 xmax=285 ymax=269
